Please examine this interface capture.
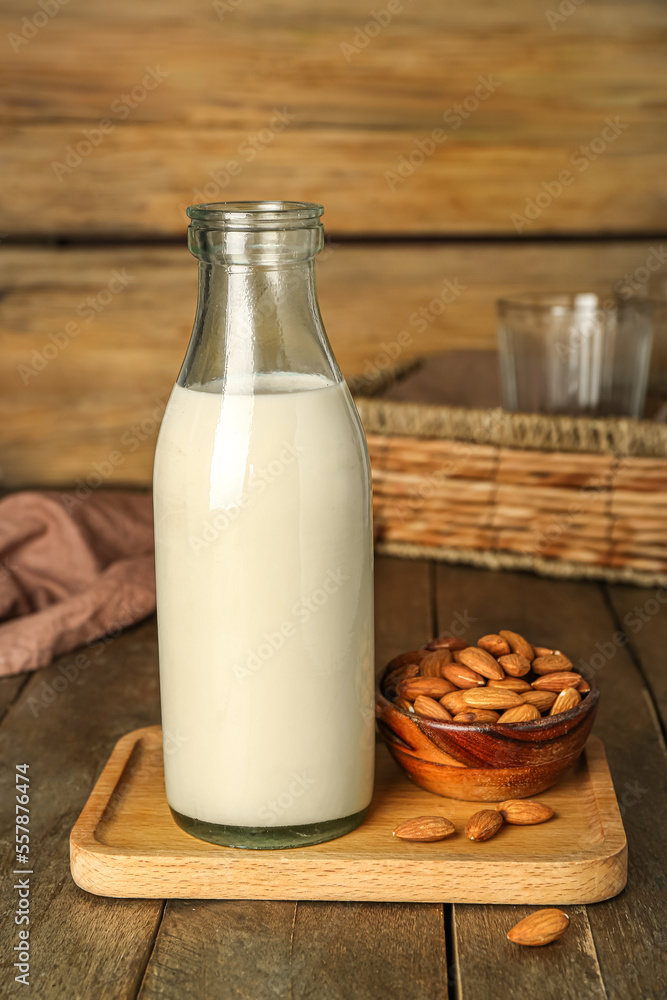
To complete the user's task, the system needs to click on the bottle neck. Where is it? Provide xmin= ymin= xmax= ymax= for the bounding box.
xmin=178 ymin=258 xmax=340 ymax=390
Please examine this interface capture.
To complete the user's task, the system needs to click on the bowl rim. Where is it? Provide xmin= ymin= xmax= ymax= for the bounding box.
xmin=376 ymin=662 xmax=599 ymax=733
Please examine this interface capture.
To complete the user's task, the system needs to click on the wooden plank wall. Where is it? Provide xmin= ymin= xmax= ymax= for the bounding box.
xmin=1 ymin=0 xmax=666 ymax=486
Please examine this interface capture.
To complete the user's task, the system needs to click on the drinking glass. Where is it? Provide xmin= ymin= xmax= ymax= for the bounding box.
xmin=497 ymin=293 xmax=653 ymax=418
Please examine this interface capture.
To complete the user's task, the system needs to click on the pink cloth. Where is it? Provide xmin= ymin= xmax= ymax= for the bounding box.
xmin=0 ymin=491 xmax=155 ymax=677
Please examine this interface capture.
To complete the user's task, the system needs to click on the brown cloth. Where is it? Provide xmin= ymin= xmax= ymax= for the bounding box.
xmin=0 ymin=491 xmax=155 ymax=677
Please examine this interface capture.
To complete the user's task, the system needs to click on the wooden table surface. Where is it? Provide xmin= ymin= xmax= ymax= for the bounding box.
xmin=1 ymin=556 xmax=666 ymax=1000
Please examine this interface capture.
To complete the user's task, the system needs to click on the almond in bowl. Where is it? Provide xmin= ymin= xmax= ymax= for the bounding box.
xmin=376 ymin=629 xmax=598 ymax=801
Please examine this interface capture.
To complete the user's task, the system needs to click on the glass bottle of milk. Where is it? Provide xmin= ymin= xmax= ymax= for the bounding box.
xmin=153 ymin=202 xmax=375 ymax=848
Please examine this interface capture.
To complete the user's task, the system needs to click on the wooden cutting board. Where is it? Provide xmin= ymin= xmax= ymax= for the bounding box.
xmin=70 ymin=726 xmax=627 ymax=903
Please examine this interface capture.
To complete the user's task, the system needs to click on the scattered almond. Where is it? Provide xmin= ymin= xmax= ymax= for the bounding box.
xmin=443 ymin=664 xmax=486 ymax=689
xmin=487 ymin=677 xmax=532 ymax=692
xmin=393 ymin=815 xmax=456 ymax=842
xmin=497 ymin=653 xmax=531 ymax=677
xmin=499 ymin=630 xmax=534 ymax=662
xmin=453 ymin=709 xmax=501 ymax=723
xmin=550 ymin=687 xmax=582 ymax=715
xmin=458 ymin=646 xmax=505 ymax=680
xmin=413 ymin=695 xmax=453 ymax=721
xmin=507 ymin=909 xmax=569 ymax=946
xmin=531 ymin=672 xmax=582 ymax=692
xmin=463 ymin=688 xmax=524 ymax=710
xmin=477 ymin=633 xmax=511 ymax=657
xmin=497 ymin=703 xmax=541 ymax=723
xmin=532 ymin=653 xmax=574 ymax=674
xmin=497 ymin=799 xmax=555 ymax=824
xmin=522 ymin=690 xmax=558 ymax=712
xmin=466 ymin=809 xmax=504 ymax=842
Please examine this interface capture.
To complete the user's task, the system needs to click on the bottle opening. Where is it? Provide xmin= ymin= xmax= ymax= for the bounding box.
xmin=187 ymin=201 xmax=324 ymax=231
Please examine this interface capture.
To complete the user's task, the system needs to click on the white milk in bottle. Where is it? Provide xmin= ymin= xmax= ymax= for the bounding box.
xmin=153 ymin=202 xmax=375 ymax=848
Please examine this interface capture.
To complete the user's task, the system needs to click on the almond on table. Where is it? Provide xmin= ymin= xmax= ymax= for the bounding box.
xmin=507 ymin=909 xmax=570 ymax=946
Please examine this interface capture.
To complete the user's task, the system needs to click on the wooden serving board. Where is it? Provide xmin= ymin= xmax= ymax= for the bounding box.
xmin=70 ymin=726 xmax=627 ymax=904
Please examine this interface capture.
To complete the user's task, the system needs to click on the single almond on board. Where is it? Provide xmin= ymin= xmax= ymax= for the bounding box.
xmin=488 ymin=677 xmax=532 ymax=693
xmin=453 ymin=709 xmax=500 ymax=723
xmin=550 ymin=687 xmax=582 ymax=715
xmin=532 ymin=653 xmax=574 ymax=674
xmin=398 ymin=677 xmax=455 ymax=700
xmin=577 ymin=677 xmax=591 ymax=693
xmin=477 ymin=633 xmax=511 ymax=657
xmin=466 ymin=809 xmax=503 ymax=842
xmin=441 ymin=690 xmax=471 ymax=715
xmin=458 ymin=646 xmax=505 ymax=680
xmin=413 ymin=695 xmax=453 ymax=721
xmin=499 ymin=630 xmax=534 ymax=661
xmin=393 ymin=816 xmax=456 ymax=842
xmin=497 ymin=653 xmax=531 ymax=677
xmin=522 ymin=690 xmax=558 ymax=712
xmin=507 ymin=909 xmax=570 ymax=946
xmin=426 ymin=636 xmax=469 ymax=651
xmin=443 ymin=664 xmax=486 ymax=689
xmin=497 ymin=703 xmax=541 ymax=723
xmin=532 ymin=671 xmax=582 ymax=692
xmin=419 ymin=650 xmax=452 ymax=677
xmin=497 ymin=799 xmax=555 ymax=825
xmin=463 ymin=688 xmax=523 ymax=710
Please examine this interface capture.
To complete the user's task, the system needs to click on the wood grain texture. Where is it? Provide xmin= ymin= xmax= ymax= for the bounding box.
xmin=0 ymin=618 xmax=163 ymax=1000
xmin=288 ymin=902 xmax=448 ymax=1000
xmin=69 ymin=726 xmax=626 ymax=904
xmin=138 ymin=900 xmax=296 ymax=1000
xmin=1 ymin=0 xmax=666 ymax=235
xmin=1 ymin=240 xmax=663 ymax=488
xmin=603 ymin=583 xmax=667 ymax=731
xmin=435 ymin=565 xmax=667 ymax=1000
xmin=454 ymin=904 xmax=607 ymax=1000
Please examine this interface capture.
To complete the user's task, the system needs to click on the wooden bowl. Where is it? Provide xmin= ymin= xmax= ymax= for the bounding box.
xmin=375 ymin=665 xmax=599 ymax=801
